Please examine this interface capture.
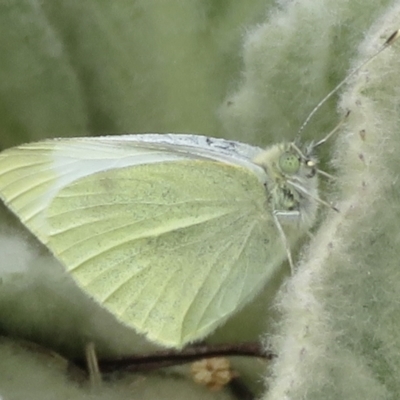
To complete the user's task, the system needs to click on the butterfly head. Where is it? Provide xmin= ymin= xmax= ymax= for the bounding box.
xmin=278 ymin=141 xmax=318 ymax=179
xmin=252 ymin=141 xmax=320 ymax=226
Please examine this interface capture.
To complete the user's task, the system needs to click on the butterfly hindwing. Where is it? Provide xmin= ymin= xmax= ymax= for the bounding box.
xmin=46 ymin=159 xmax=281 ymax=346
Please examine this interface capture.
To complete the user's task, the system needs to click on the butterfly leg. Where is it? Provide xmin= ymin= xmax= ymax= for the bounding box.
xmin=85 ymin=342 xmax=102 ymax=389
xmin=272 ymin=210 xmax=300 ymax=275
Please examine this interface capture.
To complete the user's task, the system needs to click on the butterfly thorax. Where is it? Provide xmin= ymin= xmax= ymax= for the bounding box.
xmin=252 ymin=141 xmax=319 ymax=229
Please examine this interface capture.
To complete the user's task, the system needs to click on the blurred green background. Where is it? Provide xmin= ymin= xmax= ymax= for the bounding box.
xmin=0 ymin=0 xmax=271 ymax=149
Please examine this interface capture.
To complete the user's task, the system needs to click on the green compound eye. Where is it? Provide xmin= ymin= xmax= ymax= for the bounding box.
xmin=279 ymin=152 xmax=300 ymax=174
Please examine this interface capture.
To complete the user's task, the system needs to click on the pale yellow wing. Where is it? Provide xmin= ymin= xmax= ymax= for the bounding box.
xmin=0 ymin=138 xmax=285 ymax=347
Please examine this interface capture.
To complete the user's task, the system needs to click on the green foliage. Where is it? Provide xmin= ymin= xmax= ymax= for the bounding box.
xmin=262 ymin=3 xmax=400 ymax=399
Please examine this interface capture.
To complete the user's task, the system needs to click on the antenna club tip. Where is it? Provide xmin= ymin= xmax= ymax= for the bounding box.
xmin=386 ymin=29 xmax=400 ymax=46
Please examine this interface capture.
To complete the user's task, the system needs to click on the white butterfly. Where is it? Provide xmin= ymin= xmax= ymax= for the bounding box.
xmin=0 ymin=133 xmax=320 ymax=347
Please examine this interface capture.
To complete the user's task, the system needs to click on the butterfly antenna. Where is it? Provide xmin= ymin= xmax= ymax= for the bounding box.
xmin=295 ymin=29 xmax=400 ymax=140
xmin=312 ymin=110 xmax=350 ymax=148
xmin=290 ymin=110 xmax=350 ymax=159
xmin=289 ymin=111 xmax=349 ymax=180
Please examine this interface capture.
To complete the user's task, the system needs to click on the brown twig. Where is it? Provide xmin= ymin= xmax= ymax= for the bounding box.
xmin=75 ymin=341 xmax=274 ymax=373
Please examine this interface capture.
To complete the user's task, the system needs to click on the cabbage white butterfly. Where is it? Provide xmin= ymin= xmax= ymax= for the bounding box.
xmin=0 ymin=30 xmax=397 ymax=348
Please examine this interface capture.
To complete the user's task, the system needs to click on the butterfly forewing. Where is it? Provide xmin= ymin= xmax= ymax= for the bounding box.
xmin=0 ymin=139 xmax=193 ymax=243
